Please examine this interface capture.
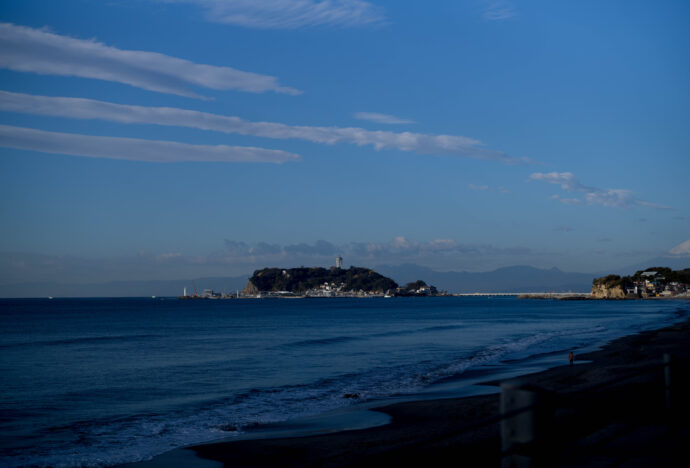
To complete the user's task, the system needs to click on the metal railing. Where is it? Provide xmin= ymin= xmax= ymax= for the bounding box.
xmin=498 ymin=353 xmax=677 ymax=467
xmin=388 ymin=353 xmax=681 ymax=467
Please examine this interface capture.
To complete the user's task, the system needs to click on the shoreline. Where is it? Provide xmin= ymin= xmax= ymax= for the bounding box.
xmin=126 ymin=315 xmax=690 ymax=467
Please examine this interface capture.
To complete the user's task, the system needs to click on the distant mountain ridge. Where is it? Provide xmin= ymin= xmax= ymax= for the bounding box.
xmin=3 ymin=259 xmax=688 ymax=297
xmin=374 ymin=264 xmax=595 ymax=293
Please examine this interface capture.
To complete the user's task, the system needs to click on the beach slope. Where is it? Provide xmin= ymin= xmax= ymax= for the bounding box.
xmin=186 ymin=319 xmax=690 ymax=467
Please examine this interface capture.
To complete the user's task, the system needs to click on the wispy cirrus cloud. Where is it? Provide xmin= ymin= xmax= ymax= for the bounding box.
xmin=219 ymin=236 xmax=532 ymax=264
xmin=482 ymin=0 xmax=517 ymax=20
xmin=468 ymin=183 xmax=511 ymax=193
xmin=0 ymin=237 xmax=536 ymax=285
xmin=0 ymin=125 xmax=300 ymax=163
xmin=0 ymin=91 xmax=524 ymax=163
xmin=669 ymin=239 xmax=690 ymax=256
xmin=0 ymin=22 xmax=300 ymax=98
xmin=529 ymin=172 xmax=669 ymax=209
xmin=354 ymin=112 xmax=414 ymax=125
xmin=161 ymin=0 xmax=386 ymax=29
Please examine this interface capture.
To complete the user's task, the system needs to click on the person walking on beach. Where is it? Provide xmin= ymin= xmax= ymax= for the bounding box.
xmin=569 ymin=351 xmax=574 ymax=366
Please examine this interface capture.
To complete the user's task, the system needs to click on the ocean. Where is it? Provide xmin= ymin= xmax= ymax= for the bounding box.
xmin=0 ymin=297 xmax=687 ymax=467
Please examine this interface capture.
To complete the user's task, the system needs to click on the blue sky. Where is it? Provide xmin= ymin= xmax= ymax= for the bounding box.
xmin=0 ymin=0 xmax=688 ymax=283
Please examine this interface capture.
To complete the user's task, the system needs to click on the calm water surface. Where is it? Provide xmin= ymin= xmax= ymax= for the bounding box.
xmin=0 ymin=297 xmax=687 ymax=467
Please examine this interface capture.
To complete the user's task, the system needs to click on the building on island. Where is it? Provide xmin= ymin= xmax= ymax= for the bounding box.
xmin=336 ymin=256 xmax=343 ymax=269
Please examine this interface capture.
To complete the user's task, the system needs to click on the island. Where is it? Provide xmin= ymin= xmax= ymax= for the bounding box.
xmin=591 ymin=267 xmax=690 ymax=299
xmin=240 ymin=266 xmax=443 ymax=298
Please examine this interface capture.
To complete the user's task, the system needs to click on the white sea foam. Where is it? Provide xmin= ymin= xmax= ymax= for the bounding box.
xmin=1 ymin=326 xmax=622 ymax=467
xmin=1 ymin=298 xmax=684 ymax=467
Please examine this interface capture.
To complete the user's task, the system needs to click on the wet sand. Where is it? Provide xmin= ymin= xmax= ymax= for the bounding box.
xmin=127 ymin=317 xmax=690 ymax=467
xmin=187 ymin=318 xmax=690 ymax=467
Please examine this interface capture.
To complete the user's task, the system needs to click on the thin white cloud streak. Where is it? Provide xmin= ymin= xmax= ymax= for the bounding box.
xmin=0 ymin=22 xmax=300 ymax=98
xmin=217 ymin=237 xmax=532 ymax=265
xmin=669 ymin=239 xmax=690 ymax=256
xmin=482 ymin=0 xmax=516 ymax=20
xmin=162 ymin=0 xmax=386 ymax=29
xmin=467 ymin=183 xmax=510 ymax=193
xmin=530 ymin=172 xmax=669 ymax=209
xmin=0 ymin=125 xmax=300 ymax=163
xmin=0 ymin=91 xmax=523 ymax=163
xmin=354 ymin=112 xmax=414 ymax=125
xmin=0 ymin=238 xmax=537 ymax=285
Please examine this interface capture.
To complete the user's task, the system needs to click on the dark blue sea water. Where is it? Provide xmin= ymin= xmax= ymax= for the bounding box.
xmin=0 ymin=297 xmax=687 ymax=467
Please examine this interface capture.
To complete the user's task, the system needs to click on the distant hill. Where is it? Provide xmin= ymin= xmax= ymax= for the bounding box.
xmin=374 ymin=264 xmax=595 ymax=293
xmin=244 ymin=266 xmax=398 ymax=294
xmin=8 ymin=261 xmax=674 ymax=298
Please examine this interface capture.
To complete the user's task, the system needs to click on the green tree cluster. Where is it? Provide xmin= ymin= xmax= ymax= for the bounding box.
xmin=592 ymin=274 xmax=624 ymax=288
xmin=593 ymin=267 xmax=690 ymax=287
xmin=403 ymin=280 xmax=428 ymax=291
xmin=248 ymin=266 xmax=398 ymax=293
xmin=397 ymin=280 xmax=439 ymax=296
xmin=631 ymin=267 xmax=690 ymax=284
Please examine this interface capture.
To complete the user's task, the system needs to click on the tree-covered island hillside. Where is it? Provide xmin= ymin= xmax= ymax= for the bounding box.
xmin=591 ymin=267 xmax=690 ymax=299
xmin=242 ymin=266 xmax=399 ymax=297
xmin=241 ymin=266 xmax=444 ymax=297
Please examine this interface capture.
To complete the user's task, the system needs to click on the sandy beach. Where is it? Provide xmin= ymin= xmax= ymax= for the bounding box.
xmin=131 ymin=316 xmax=689 ymax=468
